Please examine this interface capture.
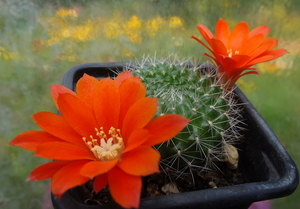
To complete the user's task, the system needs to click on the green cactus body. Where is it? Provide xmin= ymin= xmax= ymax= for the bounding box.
xmin=126 ymin=58 xmax=242 ymax=177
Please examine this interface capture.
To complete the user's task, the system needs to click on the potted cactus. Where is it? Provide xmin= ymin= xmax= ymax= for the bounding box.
xmin=10 ymin=19 xmax=298 ymax=209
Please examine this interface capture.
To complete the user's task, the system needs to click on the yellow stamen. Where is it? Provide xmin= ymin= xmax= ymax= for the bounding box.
xmin=82 ymin=127 xmax=124 ymax=161
xmin=227 ymin=49 xmax=239 ymax=58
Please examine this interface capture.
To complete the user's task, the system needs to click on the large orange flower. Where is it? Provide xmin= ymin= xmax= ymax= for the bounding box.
xmin=191 ymin=18 xmax=288 ymax=88
xmin=10 ymin=71 xmax=189 ymax=209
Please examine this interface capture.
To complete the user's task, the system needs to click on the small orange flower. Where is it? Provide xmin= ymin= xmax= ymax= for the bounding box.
xmin=10 ymin=71 xmax=189 ymax=208
xmin=191 ymin=18 xmax=288 ymax=88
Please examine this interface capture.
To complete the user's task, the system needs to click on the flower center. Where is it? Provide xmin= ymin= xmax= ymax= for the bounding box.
xmin=227 ymin=49 xmax=239 ymax=58
xmin=82 ymin=127 xmax=125 ymax=161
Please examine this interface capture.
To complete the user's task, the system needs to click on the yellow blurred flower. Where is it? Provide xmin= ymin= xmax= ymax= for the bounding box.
xmin=41 ymin=9 xmax=96 ymax=46
xmin=169 ymin=16 xmax=183 ymax=28
xmin=40 ymin=11 xmax=186 ymax=47
xmin=146 ymin=16 xmax=165 ymax=37
xmin=72 ymin=20 xmax=95 ymax=42
xmin=103 ymin=14 xmax=123 ymax=39
xmin=123 ymin=16 xmax=143 ymax=44
xmin=258 ymin=61 xmax=289 ymax=75
xmin=0 ymin=46 xmax=16 ymax=60
xmin=55 ymin=8 xmax=78 ymax=19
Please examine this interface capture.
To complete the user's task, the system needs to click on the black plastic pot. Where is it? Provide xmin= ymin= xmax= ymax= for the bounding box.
xmin=52 ymin=62 xmax=299 ymax=209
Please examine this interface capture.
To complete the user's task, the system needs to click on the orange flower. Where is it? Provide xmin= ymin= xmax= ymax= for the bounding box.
xmin=10 ymin=71 xmax=189 ymax=209
xmin=191 ymin=18 xmax=288 ymax=88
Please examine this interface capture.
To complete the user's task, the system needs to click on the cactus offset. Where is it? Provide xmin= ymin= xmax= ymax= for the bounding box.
xmin=126 ymin=56 xmax=243 ymax=179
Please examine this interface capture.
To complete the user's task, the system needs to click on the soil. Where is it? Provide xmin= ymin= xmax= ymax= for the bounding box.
xmin=78 ymin=161 xmax=246 ymax=206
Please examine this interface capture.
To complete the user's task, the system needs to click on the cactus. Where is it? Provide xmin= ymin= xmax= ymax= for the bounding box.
xmin=126 ymin=55 xmax=243 ymax=179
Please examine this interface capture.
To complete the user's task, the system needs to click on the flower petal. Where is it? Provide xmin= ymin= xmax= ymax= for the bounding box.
xmin=118 ymin=76 xmax=146 ymax=126
xmin=197 ymin=24 xmax=214 ymax=45
xmin=229 ymin=21 xmax=250 ymax=51
xmin=143 ymin=114 xmax=190 ymax=146
xmin=93 ymin=78 xmax=120 ymax=132
xmin=80 ymin=160 xmax=118 ymax=179
xmin=190 ymin=35 xmax=214 ymax=55
xmin=51 ymin=84 xmax=76 ymax=110
xmin=247 ymin=48 xmax=288 ymax=66
xmin=9 ymin=130 xmax=62 ymax=151
xmin=210 ymin=38 xmax=228 ymax=56
xmin=31 ymin=112 xmax=84 ymax=147
xmin=216 ymin=18 xmax=230 ymax=49
xmin=123 ymin=129 xmax=150 ymax=152
xmin=108 ymin=166 xmax=141 ymax=209
xmin=51 ymin=160 xmax=90 ymax=198
xmin=235 ymin=70 xmax=259 ymax=81
xmin=217 ymin=56 xmax=237 ymax=76
xmin=93 ymin=173 xmax=108 ymax=193
xmin=249 ymin=26 xmax=270 ymax=39
xmin=121 ymin=97 xmax=158 ymax=141
xmin=239 ymin=34 xmax=265 ymax=56
xmin=35 ymin=142 xmax=96 ymax=160
xmin=248 ymin=37 xmax=278 ymax=58
xmin=114 ymin=71 xmax=134 ymax=87
xmin=119 ymin=146 xmax=160 ymax=176
xmin=57 ymin=93 xmax=99 ymax=137
xmin=76 ymin=74 xmax=99 ymax=111
xmin=232 ymin=54 xmax=252 ymax=69
xmin=27 ymin=160 xmax=71 ymax=181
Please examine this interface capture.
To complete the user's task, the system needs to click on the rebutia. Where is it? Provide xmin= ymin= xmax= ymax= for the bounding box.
xmin=126 ymin=55 xmax=243 ymax=180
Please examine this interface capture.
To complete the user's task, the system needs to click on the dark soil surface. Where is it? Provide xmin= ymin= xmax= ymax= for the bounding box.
xmin=78 ymin=162 xmax=246 ymax=206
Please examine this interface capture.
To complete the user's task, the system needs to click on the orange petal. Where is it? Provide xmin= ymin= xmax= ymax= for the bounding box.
xmin=143 ymin=114 xmax=190 ymax=146
xmin=197 ymin=24 xmax=214 ymax=45
xmin=247 ymin=49 xmax=288 ymax=66
xmin=51 ymin=160 xmax=90 ymax=198
xmin=263 ymin=48 xmax=289 ymax=58
xmin=239 ymin=34 xmax=265 ymax=55
xmin=203 ymin=53 xmax=219 ymax=66
xmin=51 ymin=84 xmax=76 ymax=110
xmin=80 ymin=160 xmax=118 ymax=179
xmin=31 ymin=112 xmax=84 ymax=147
xmin=248 ymin=37 xmax=278 ymax=58
xmin=119 ymin=146 xmax=160 ymax=176
xmin=93 ymin=78 xmax=120 ymax=132
xmin=228 ymin=68 xmax=258 ymax=86
xmin=210 ymin=38 xmax=228 ymax=56
xmin=216 ymin=18 xmax=230 ymax=49
xmin=249 ymin=26 xmax=270 ymax=39
xmin=217 ymin=56 xmax=237 ymax=77
xmin=108 ymin=166 xmax=141 ymax=209
xmin=123 ymin=129 xmax=150 ymax=152
xmin=229 ymin=21 xmax=250 ymax=51
xmin=114 ymin=71 xmax=134 ymax=87
xmin=57 ymin=93 xmax=99 ymax=137
xmin=35 ymin=142 xmax=96 ymax=160
xmin=121 ymin=97 xmax=158 ymax=140
xmin=235 ymin=70 xmax=259 ymax=81
xmin=191 ymin=35 xmax=214 ymax=55
xmin=93 ymin=173 xmax=108 ymax=193
xmin=28 ymin=160 xmax=71 ymax=181
xmin=232 ymin=54 xmax=252 ymax=69
xmin=9 ymin=130 xmax=62 ymax=151
xmin=118 ymin=76 xmax=146 ymax=127
xmin=76 ymin=74 xmax=99 ymax=111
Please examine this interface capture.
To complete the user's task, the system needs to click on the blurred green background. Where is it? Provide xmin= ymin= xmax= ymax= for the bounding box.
xmin=0 ymin=0 xmax=299 ymax=208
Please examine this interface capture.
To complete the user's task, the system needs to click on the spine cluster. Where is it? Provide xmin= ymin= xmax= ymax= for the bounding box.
xmin=126 ymin=55 xmax=243 ymax=179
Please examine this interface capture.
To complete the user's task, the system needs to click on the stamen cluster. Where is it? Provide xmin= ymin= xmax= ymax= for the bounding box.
xmin=83 ymin=127 xmax=124 ymax=161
